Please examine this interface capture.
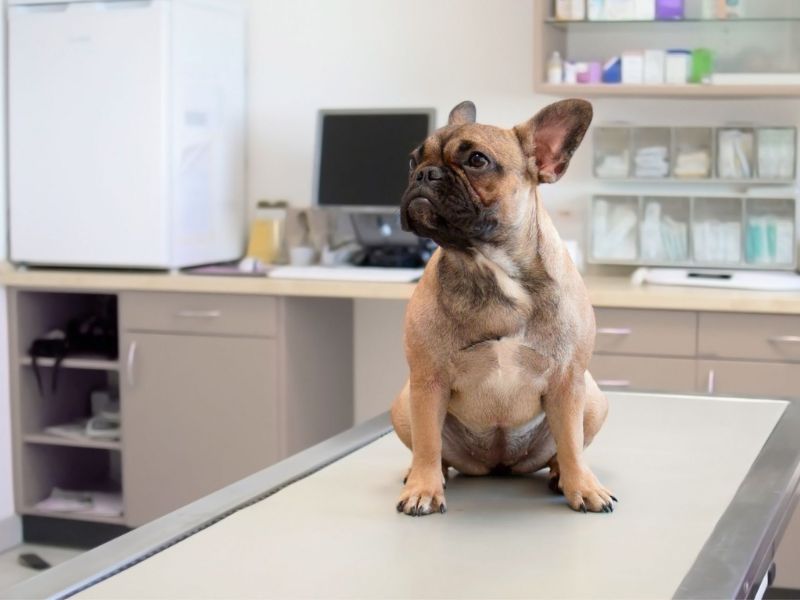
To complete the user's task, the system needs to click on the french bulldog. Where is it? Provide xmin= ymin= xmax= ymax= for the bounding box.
xmin=392 ymin=98 xmax=615 ymax=516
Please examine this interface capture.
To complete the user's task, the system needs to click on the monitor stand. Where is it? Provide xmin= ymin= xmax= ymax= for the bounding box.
xmin=351 ymin=245 xmax=428 ymax=268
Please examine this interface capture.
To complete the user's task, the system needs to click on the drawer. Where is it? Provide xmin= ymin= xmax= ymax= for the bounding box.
xmin=699 ymin=312 xmax=800 ymax=362
xmin=594 ymin=308 xmax=697 ymax=357
xmin=697 ymin=360 xmax=800 ymax=400
xmin=121 ymin=292 xmax=278 ymax=337
xmin=590 ymin=354 xmax=696 ymax=394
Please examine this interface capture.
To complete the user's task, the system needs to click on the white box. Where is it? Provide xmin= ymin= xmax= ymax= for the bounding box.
xmin=635 ymin=0 xmax=656 ymax=20
xmin=8 ymin=0 xmax=246 ymax=269
xmin=643 ymin=50 xmax=666 ymax=84
xmin=665 ymin=50 xmax=691 ymax=84
xmin=622 ymin=51 xmax=645 ymax=84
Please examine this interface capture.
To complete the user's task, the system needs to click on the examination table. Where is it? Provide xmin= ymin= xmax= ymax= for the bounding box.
xmin=4 ymin=392 xmax=800 ymax=600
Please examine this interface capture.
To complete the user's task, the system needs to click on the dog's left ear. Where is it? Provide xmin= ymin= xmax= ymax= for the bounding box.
xmin=514 ymin=99 xmax=593 ymax=184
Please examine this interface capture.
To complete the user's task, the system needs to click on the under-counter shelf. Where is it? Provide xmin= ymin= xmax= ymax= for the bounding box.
xmin=20 ymin=355 xmax=119 ymax=371
xmin=23 ymin=433 xmax=121 ymax=451
xmin=21 ymin=506 xmax=126 ymax=526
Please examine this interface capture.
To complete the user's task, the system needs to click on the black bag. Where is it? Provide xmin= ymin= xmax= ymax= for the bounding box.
xmin=29 ymin=307 xmax=118 ymax=395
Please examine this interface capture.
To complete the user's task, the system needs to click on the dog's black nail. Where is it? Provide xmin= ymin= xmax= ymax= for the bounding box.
xmin=611 ymin=495 xmax=618 ymax=502
xmin=396 ymin=501 xmax=405 ymax=512
xmin=440 ymin=504 xmax=447 ymax=513
xmin=580 ymin=503 xmax=587 ymax=513
xmin=403 ymin=477 xmax=407 ymax=484
xmin=608 ymin=503 xmax=614 ymax=513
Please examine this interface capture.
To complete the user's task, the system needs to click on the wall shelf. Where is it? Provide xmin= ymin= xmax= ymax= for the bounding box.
xmin=537 ymin=83 xmax=800 ymax=99
xmin=533 ymin=4 xmax=800 ymax=98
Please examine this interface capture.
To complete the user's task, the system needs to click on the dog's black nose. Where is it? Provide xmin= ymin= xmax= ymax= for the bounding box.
xmin=416 ymin=166 xmax=444 ymax=182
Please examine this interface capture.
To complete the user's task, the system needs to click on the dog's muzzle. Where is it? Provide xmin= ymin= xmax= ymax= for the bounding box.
xmin=402 ymin=197 xmax=437 ymax=233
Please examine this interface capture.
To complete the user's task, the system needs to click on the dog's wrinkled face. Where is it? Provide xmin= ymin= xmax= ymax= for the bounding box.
xmin=400 ymin=99 xmax=593 ymax=251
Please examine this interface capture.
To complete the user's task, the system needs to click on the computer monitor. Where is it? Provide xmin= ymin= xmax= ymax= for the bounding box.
xmin=314 ymin=109 xmax=435 ymax=210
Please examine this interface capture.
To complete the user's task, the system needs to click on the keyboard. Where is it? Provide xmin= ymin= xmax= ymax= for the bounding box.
xmin=267 ymin=265 xmax=424 ymax=283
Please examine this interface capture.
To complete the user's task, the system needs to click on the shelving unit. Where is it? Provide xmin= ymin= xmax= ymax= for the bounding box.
xmin=9 ymin=292 xmax=124 ymax=531
xmin=533 ymin=2 xmax=800 ymax=97
xmin=589 ymin=194 xmax=797 ymax=269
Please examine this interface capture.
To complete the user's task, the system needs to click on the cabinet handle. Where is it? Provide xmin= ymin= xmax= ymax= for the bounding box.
xmin=175 ymin=309 xmax=222 ymax=319
xmin=597 ymin=327 xmax=632 ymax=336
xmin=706 ymin=369 xmax=715 ymax=394
xmin=126 ymin=341 xmax=138 ymax=388
xmin=768 ymin=335 xmax=800 ymax=343
xmin=597 ymin=379 xmax=631 ymax=388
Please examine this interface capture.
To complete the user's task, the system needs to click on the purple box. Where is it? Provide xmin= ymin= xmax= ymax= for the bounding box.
xmin=656 ymin=0 xmax=684 ymax=20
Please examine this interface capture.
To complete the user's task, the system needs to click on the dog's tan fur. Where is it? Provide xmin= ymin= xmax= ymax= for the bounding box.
xmin=392 ymin=99 xmax=615 ymax=516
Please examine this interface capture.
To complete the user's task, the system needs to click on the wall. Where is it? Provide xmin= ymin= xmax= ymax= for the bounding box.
xmin=246 ymin=0 xmax=800 ymax=239
xmin=0 ymin=0 xmax=21 ymax=551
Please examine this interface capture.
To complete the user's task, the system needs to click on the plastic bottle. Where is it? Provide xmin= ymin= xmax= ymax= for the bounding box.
xmin=547 ymin=51 xmax=564 ymax=84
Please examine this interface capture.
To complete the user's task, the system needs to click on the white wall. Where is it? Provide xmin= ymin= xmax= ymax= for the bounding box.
xmin=0 ymin=0 xmax=21 ymax=551
xmin=246 ymin=0 xmax=800 ymax=242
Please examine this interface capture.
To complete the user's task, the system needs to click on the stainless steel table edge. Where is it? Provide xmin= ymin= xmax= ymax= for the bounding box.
xmin=1 ymin=413 xmax=394 ymax=600
xmin=675 ymin=396 xmax=800 ymax=600
xmin=4 ymin=393 xmax=798 ymax=600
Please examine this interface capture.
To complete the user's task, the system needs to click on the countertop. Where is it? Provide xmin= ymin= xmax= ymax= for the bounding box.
xmin=3 ymin=262 xmax=800 ymax=313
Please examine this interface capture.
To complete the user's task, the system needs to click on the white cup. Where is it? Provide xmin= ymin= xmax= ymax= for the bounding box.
xmin=289 ymin=246 xmax=316 ymax=266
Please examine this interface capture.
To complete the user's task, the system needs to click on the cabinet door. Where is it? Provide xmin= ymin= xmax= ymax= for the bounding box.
xmin=121 ymin=333 xmax=278 ymax=526
xmin=696 ymin=360 xmax=800 ymax=400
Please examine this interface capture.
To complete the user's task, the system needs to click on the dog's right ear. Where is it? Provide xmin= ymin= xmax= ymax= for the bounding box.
xmin=448 ymin=101 xmax=476 ymax=126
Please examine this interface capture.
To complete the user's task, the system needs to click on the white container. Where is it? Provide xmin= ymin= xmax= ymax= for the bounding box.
xmin=547 ymin=52 xmax=564 ymax=84
xmin=665 ymin=50 xmax=691 ymax=84
xmin=643 ymin=49 xmax=666 ymax=84
xmin=635 ymin=0 xmax=656 ymax=20
xmin=8 ymin=0 xmax=246 ymax=269
xmin=587 ymin=0 xmax=605 ymax=20
xmin=621 ymin=51 xmax=644 ymax=84
xmin=555 ymin=0 xmax=586 ymax=20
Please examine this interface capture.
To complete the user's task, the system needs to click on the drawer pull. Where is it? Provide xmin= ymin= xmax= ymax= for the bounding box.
xmin=597 ymin=327 xmax=632 ymax=336
xmin=706 ymin=369 xmax=715 ymax=394
xmin=768 ymin=335 xmax=800 ymax=344
xmin=597 ymin=379 xmax=631 ymax=388
xmin=175 ymin=309 xmax=222 ymax=319
xmin=126 ymin=341 xmax=138 ymax=388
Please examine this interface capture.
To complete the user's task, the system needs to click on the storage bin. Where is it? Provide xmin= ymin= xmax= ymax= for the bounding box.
xmin=594 ymin=127 xmax=631 ymax=178
xmin=672 ymin=127 xmax=713 ymax=179
xmin=632 ymin=127 xmax=671 ymax=178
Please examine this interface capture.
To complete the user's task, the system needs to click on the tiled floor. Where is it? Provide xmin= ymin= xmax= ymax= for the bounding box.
xmin=0 ymin=544 xmax=83 ymax=591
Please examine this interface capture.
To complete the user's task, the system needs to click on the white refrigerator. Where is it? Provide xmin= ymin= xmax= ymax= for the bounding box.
xmin=8 ymin=0 xmax=246 ymax=269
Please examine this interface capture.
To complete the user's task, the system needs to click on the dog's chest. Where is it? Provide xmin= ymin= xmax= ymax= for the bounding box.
xmin=449 ymin=335 xmax=554 ymax=431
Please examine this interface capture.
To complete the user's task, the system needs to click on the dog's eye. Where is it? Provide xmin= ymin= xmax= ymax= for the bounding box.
xmin=409 ymin=157 xmax=417 ymax=172
xmin=467 ymin=152 xmax=490 ymax=169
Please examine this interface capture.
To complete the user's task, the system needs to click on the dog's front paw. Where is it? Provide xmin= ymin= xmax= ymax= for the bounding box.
xmin=559 ymin=467 xmax=617 ymax=514
xmin=396 ymin=469 xmax=446 ymax=516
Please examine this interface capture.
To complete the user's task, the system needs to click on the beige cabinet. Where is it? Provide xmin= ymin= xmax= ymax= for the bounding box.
xmin=697 ymin=360 xmax=800 ymax=400
xmin=590 ymin=355 xmax=696 ymax=394
xmin=121 ymin=332 xmax=279 ymax=526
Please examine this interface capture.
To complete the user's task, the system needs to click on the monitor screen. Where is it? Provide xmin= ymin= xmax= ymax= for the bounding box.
xmin=315 ymin=111 xmax=434 ymax=208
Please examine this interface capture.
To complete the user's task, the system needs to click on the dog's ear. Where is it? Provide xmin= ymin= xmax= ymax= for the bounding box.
xmin=448 ymin=101 xmax=477 ymax=126
xmin=514 ymin=99 xmax=593 ymax=184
